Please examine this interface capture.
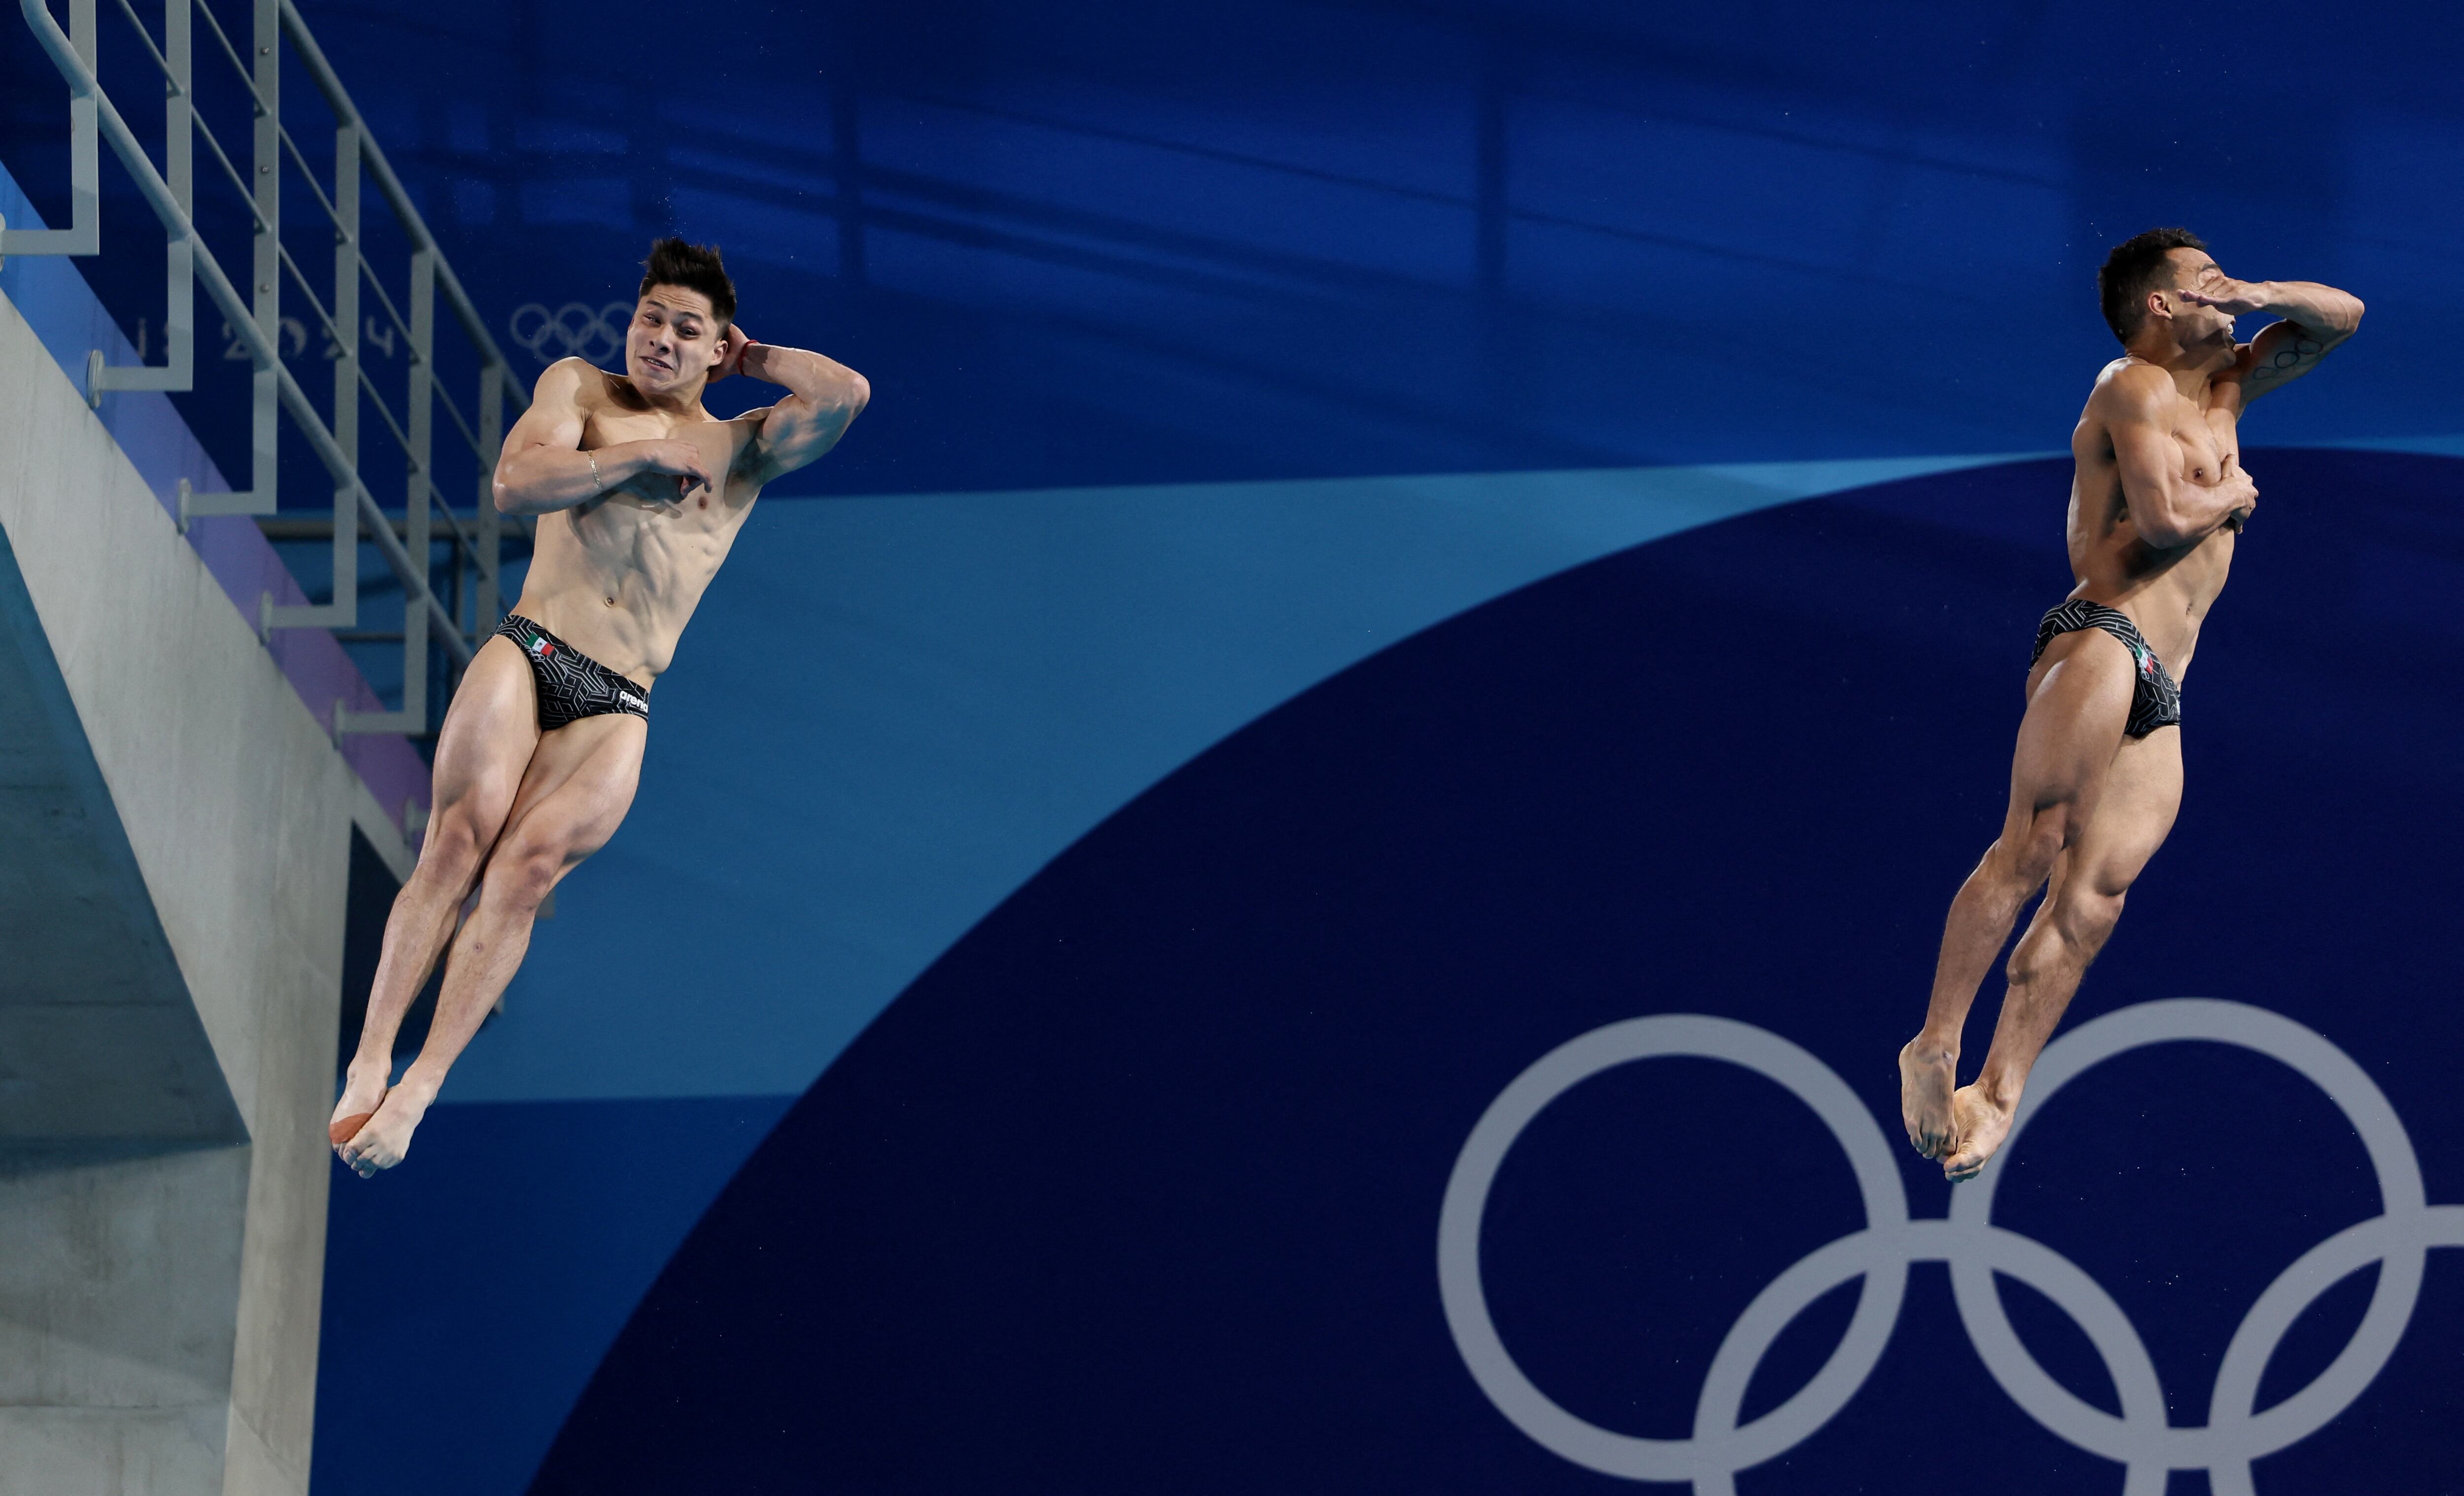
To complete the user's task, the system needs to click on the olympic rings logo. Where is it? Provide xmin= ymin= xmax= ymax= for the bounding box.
xmin=1437 ymin=999 xmax=2464 ymax=1495
xmin=508 ymin=301 xmax=635 ymax=367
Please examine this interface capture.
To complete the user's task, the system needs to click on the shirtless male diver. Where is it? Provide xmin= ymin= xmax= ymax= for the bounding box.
xmin=329 ymin=238 xmax=869 ymax=1175
xmin=1897 ymin=227 xmax=2362 ymax=1183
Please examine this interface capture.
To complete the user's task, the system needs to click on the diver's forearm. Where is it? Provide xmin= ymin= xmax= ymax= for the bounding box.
xmin=2153 ymin=484 xmax=2251 ymax=546
xmin=2255 ymin=280 xmax=2364 ymax=341
xmin=494 ymin=442 xmax=650 ymax=515
xmin=2126 ymin=460 xmax=2255 ymax=549
xmin=740 ymin=341 xmax=868 ymax=407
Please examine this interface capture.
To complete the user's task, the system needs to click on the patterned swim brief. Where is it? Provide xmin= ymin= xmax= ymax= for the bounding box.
xmin=496 ymin=613 xmax=650 ymax=732
xmin=2029 ymin=600 xmax=2180 ymax=739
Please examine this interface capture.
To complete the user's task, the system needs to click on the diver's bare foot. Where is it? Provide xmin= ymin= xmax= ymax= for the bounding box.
xmin=329 ymin=1061 xmax=391 ymax=1155
xmin=1898 ymin=1037 xmax=1958 ymax=1160
xmin=336 ymin=1079 xmax=439 ymax=1178
xmin=1942 ymin=1084 xmax=2014 ymax=1183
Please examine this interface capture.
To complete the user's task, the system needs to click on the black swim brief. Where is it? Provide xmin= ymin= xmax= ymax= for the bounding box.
xmin=2030 ymin=600 xmax=2179 ymax=739
xmin=496 ymin=614 xmax=650 ymax=732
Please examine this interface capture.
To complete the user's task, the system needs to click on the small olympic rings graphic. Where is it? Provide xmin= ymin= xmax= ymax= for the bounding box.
xmin=1437 ymin=999 xmax=2464 ymax=1494
xmin=508 ymin=301 xmax=635 ymax=366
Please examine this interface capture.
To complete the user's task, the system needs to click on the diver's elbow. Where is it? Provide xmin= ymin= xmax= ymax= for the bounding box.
xmin=2132 ymin=511 xmax=2195 ymax=549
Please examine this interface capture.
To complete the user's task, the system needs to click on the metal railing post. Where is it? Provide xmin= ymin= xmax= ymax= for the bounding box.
xmin=477 ymin=362 xmax=503 ymax=632
xmin=183 ymin=0 xmax=277 ymax=522
xmin=0 ymin=0 xmax=99 ymax=257
xmin=270 ymin=116 xmax=358 ymax=640
xmin=336 ymin=244 xmax=429 ymax=736
xmin=331 ymin=122 xmax=360 ymax=632
xmin=405 ymin=247 xmax=433 ymax=723
xmin=333 ymin=122 xmax=358 ymax=517
xmin=90 ymin=0 xmax=194 ymax=399
xmin=313 ymin=121 xmax=360 ymax=636
xmin=159 ymin=0 xmax=191 ymax=381
xmin=246 ymin=0 xmax=278 ymax=528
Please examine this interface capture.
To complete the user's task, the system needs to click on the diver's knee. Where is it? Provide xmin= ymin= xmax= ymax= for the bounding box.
xmin=487 ymin=839 xmax=565 ymax=912
xmin=1992 ymin=813 xmax=2068 ymax=886
xmin=2062 ymin=883 xmax=2129 ymax=944
xmin=409 ymin=808 xmax=489 ymax=889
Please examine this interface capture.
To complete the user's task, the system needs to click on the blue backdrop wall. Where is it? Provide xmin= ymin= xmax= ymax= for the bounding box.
xmin=540 ymin=451 xmax=2464 ymax=1494
xmin=8 ymin=0 xmax=2464 ymax=1491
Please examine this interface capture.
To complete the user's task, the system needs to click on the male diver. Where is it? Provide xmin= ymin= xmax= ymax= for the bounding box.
xmin=1898 ymin=228 xmax=2361 ymax=1182
xmin=329 ymin=238 xmax=869 ymax=1174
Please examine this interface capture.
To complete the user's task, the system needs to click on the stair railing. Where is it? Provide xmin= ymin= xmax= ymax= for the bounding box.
xmin=3 ymin=0 xmax=527 ymax=739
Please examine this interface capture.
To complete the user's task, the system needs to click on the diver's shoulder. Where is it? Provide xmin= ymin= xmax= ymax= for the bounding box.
xmin=684 ymin=405 xmax=778 ymax=448
xmin=535 ymin=355 xmax=602 ymax=383
xmin=2094 ymin=355 xmax=2168 ymax=389
xmin=531 ymin=356 xmax=623 ymax=405
xmin=2087 ymin=357 xmax=2171 ymax=412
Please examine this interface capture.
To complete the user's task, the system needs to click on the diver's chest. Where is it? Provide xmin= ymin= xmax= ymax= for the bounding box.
xmin=570 ymin=502 xmax=737 ymax=564
xmin=582 ymin=408 xmax=665 ymax=448
xmin=2173 ymin=404 xmax=2238 ymax=464
xmin=580 ymin=408 xmax=733 ymax=470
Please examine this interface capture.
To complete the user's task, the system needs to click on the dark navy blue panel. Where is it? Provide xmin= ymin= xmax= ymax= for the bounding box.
xmin=312 ymin=1094 xmax=794 ymax=1496
xmin=9 ymin=1 xmax=2462 ymax=499
xmin=534 ymin=452 xmax=2464 ymax=1494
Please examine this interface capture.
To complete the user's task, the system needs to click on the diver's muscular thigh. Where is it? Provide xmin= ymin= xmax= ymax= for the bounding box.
xmin=540 ymin=725 xmax=648 ymax=867
xmin=499 ymin=712 xmax=647 ymax=847
xmin=2072 ymin=728 xmax=2183 ymax=883
xmin=427 ymin=636 xmax=539 ymax=819
xmin=2006 ymin=630 xmax=2136 ymax=815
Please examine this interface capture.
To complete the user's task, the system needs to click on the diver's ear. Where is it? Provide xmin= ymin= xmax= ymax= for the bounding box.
xmin=708 ymin=325 xmax=739 ymax=382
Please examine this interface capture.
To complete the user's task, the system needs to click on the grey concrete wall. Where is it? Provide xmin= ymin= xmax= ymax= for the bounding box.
xmin=0 ymin=509 xmax=247 ymax=1157
xmin=0 ymin=288 xmax=373 ymax=1493
xmin=0 ymin=1150 xmax=248 ymax=1496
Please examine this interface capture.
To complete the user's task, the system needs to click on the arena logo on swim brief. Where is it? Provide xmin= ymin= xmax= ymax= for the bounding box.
xmin=1440 ymin=999 xmax=2464 ymax=1496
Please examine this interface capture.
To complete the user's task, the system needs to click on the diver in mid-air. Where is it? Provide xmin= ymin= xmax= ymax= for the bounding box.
xmin=1898 ymin=228 xmax=2361 ymax=1182
xmin=329 ymin=238 xmax=869 ymax=1175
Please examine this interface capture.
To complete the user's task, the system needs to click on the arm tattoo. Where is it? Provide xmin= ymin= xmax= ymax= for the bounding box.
xmin=2249 ymin=336 xmax=2324 ymax=383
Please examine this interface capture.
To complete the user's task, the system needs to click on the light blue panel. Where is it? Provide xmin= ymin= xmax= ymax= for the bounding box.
xmin=445 ymin=451 xmax=2041 ymax=1102
xmin=2329 ymin=434 xmax=2464 ymax=457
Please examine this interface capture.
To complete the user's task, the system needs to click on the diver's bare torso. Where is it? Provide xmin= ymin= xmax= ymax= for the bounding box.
xmin=330 ymin=256 xmax=871 ymax=1178
xmin=512 ymin=359 xmax=774 ymax=685
xmin=2063 ymin=354 xmax=2255 ymax=681
xmin=1899 ymin=247 xmax=2359 ymax=1185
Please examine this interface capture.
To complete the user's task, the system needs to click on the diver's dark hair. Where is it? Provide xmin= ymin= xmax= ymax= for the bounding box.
xmin=639 ymin=237 xmax=736 ymax=327
xmin=2097 ymin=227 xmax=2206 ymax=344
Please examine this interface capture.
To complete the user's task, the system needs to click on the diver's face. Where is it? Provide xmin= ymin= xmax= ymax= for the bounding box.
xmin=626 ymin=286 xmax=725 ymax=392
xmin=2158 ymin=248 xmax=2238 ymax=346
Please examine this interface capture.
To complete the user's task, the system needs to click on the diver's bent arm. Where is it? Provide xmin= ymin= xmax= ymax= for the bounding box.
xmin=738 ymin=340 xmax=870 ymax=480
xmin=494 ymin=441 xmax=689 ymax=516
xmin=2235 ymin=281 xmax=2364 ymax=402
xmin=2105 ymin=367 xmax=2255 ymax=547
xmin=490 ymin=358 xmax=714 ymax=515
xmin=2250 ymin=280 xmax=2364 ymax=344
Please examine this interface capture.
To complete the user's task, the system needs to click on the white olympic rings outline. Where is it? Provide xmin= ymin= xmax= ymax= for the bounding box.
xmin=1437 ymin=999 xmax=2464 ymax=1494
xmin=508 ymin=301 xmax=635 ymax=367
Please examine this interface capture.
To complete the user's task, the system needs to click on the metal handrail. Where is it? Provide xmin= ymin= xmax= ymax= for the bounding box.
xmin=188 ymin=101 xmax=270 ymax=233
xmin=276 ymin=0 xmax=523 ymax=384
xmin=25 ymin=0 xmax=468 ymax=655
xmin=13 ymin=0 xmax=461 ymax=649
xmin=7 ymin=0 xmax=528 ymax=741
